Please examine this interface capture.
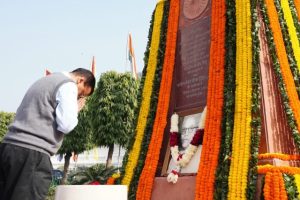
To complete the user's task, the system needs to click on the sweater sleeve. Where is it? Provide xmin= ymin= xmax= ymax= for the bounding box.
xmin=55 ymin=82 xmax=78 ymax=134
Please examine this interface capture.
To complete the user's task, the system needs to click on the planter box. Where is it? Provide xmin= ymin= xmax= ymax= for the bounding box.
xmin=55 ymin=185 xmax=127 ymax=200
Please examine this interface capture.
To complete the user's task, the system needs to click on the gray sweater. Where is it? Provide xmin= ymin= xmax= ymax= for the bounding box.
xmin=2 ymin=73 xmax=75 ymax=156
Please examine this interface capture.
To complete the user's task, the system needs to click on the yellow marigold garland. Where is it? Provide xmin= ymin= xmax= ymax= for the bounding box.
xmin=281 ymin=0 xmax=300 ymax=72
xmin=121 ymin=0 xmax=165 ymax=186
xmin=294 ymin=174 xmax=300 ymax=198
xmin=227 ymin=0 xmax=252 ymax=199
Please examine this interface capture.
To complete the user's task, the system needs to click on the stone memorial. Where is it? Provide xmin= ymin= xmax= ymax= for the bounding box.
xmin=123 ymin=0 xmax=300 ymax=199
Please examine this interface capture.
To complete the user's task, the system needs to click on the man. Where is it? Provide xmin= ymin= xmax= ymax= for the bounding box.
xmin=0 ymin=68 xmax=95 ymax=200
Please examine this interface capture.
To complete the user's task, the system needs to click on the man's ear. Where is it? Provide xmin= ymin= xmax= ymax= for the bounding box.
xmin=77 ymin=77 xmax=85 ymax=84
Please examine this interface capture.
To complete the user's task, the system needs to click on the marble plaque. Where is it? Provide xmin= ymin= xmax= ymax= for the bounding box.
xmin=174 ymin=16 xmax=210 ymax=112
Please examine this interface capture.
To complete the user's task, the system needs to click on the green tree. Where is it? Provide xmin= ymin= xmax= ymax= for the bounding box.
xmin=57 ymin=103 xmax=93 ymax=184
xmin=89 ymin=71 xmax=139 ymax=168
xmin=0 ymin=111 xmax=15 ymax=141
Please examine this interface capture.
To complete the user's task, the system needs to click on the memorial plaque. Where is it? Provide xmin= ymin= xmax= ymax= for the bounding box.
xmin=157 ymin=0 xmax=211 ymax=177
xmin=174 ymin=16 xmax=210 ymax=112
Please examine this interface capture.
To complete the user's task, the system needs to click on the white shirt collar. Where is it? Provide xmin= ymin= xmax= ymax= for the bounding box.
xmin=62 ymin=71 xmax=71 ymax=78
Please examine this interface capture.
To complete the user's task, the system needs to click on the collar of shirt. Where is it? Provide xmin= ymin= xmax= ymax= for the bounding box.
xmin=62 ymin=71 xmax=71 ymax=78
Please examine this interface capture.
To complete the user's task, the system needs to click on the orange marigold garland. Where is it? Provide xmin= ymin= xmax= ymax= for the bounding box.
xmin=263 ymin=172 xmax=272 ymax=200
xmin=135 ymin=0 xmax=180 ymax=199
xmin=294 ymin=0 xmax=300 ymax=20
xmin=106 ymin=173 xmax=121 ymax=185
xmin=258 ymin=165 xmax=300 ymax=174
xmin=279 ymin=173 xmax=289 ymax=200
xmin=194 ymin=0 xmax=226 ymax=198
xmin=258 ymin=153 xmax=300 ymax=161
xmin=263 ymin=172 xmax=288 ymax=200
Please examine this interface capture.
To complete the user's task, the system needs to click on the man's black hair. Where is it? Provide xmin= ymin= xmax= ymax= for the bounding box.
xmin=71 ymin=68 xmax=96 ymax=95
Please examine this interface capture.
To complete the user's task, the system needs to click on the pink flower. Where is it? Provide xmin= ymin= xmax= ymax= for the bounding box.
xmin=89 ymin=181 xmax=100 ymax=185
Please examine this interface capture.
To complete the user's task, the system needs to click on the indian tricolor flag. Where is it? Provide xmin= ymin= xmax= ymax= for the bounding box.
xmin=128 ymin=33 xmax=138 ymax=79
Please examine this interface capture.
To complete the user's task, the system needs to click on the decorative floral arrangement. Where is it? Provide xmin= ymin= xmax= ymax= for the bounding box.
xmin=167 ymin=107 xmax=207 ymax=184
xmin=227 ymin=0 xmax=253 ymax=198
xmin=295 ymin=0 xmax=300 ymax=20
xmin=264 ymin=0 xmax=300 ymax=133
xmin=122 ymin=0 xmax=300 ymax=198
xmin=294 ymin=174 xmax=300 ymax=196
xmin=194 ymin=0 xmax=226 ymax=198
xmin=258 ymin=165 xmax=300 ymax=200
xmin=258 ymin=164 xmax=300 ymax=174
xmin=106 ymin=173 xmax=121 ymax=185
xmin=121 ymin=0 xmax=166 ymax=187
xmin=260 ymin=0 xmax=300 ymax=153
xmin=280 ymin=0 xmax=300 ymax=73
xmin=136 ymin=0 xmax=180 ymax=199
xmin=263 ymin=171 xmax=288 ymax=200
xmin=125 ymin=2 xmax=170 ymax=199
xmin=258 ymin=153 xmax=300 ymax=161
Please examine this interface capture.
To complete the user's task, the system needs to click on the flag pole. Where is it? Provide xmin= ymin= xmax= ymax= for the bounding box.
xmin=91 ymin=56 xmax=96 ymax=75
xmin=125 ymin=32 xmax=129 ymax=72
xmin=128 ymin=33 xmax=138 ymax=79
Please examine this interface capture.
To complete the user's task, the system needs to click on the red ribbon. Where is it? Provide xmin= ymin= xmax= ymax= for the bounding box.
xmin=177 ymin=154 xmax=183 ymax=161
xmin=190 ymin=129 xmax=204 ymax=146
xmin=171 ymin=170 xmax=179 ymax=175
xmin=170 ymin=129 xmax=204 ymax=148
xmin=170 ymin=132 xmax=179 ymax=147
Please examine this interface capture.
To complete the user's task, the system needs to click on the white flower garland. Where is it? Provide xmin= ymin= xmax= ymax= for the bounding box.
xmin=167 ymin=107 xmax=207 ymax=184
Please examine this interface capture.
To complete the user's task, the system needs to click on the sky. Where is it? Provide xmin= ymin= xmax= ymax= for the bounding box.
xmin=0 ymin=0 xmax=157 ymax=112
